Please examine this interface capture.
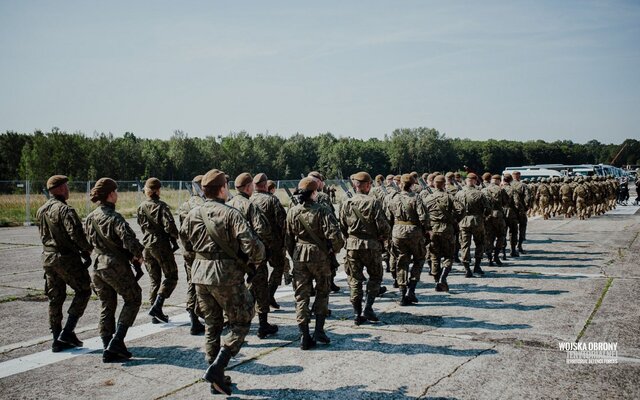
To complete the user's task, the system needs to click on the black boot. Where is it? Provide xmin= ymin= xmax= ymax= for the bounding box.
xmin=352 ymin=298 xmax=366 ymax=325
xmin=257 ymin=312 xmax=278 ymax=339
xmin=268 ymin=285 xmax=280 ymax=310
xmin=510 ymin=245 xmax=520 ymax=258
xmin=502 ymin=247 xmax=508 ymax=261
xmin=203 ymin=347 xmax=233 ymax=396
xmin=436 ymin=267 xmax=450 ymax=292
xmin=399 ymin=287 xmax=411 ymax=306
xmin=454 ymin=253 xmax=461 ymax=264
xmin=487 ymin=252 xmax=494 ymax=266
xmin=313 ymin=315 xmax=330 ymax=344
xmin=330 ymin=279 xmax=340 ymax=293
xmin=299 ymin=322 xmax=316 ymax=350
xmin=51 ymin=324 xmax=72 ymax=353
xmin=378 ymin=286 xmax=387 ymax=296
xmin=101 ymin=335 xmax=112 ymax=350
xmin=105 ymin=323 xmax=132 ymax=360
xmin=518 ymin=241 xmax=526 ymax=254
xmin=463 ymin=262 xmax=473 ymax=278
xmin=363 ymin=295 xmax=379 ymax=322
xmin=473 ymin=258 xmax=484 ymax=275
xmin=58 ymin=314 xmax=83 ymax=347
xmin=493 ymin=249 xmax=503 ymax=266
xmin=384 ymin=259 xmax=390 ymax=273
xmin=189 ymin=309 xmax=205 ymax=335
xmin=148 ymin=295 xmax=169 ymax=323
xmin=406 ymin=281 xmax=418 ymax=303
xmin=392 ymin=269 xmax=399 ymax=288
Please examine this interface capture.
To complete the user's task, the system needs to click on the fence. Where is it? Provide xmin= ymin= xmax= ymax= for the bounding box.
xmin=0 ymin=179 xmax=350 ymax=227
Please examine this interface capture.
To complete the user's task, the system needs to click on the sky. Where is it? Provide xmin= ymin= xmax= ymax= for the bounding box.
xmin=1 ymin=0 xmax=639 ymax=143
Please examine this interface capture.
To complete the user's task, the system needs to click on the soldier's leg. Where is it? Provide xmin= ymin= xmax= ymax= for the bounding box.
xmin=309 ymin=261 xmax=332 ymax=344
xmin=437 ymin=235 xmax=455 ymax=292
xmin=44 ymin=268 xmax=66 ymax=338
xmin=144 ymin=248 xmax=161 ymax=304
xmin=252 ymin=262 xmax=277 ymax=338
xmin=183 ymin=255 xmax=205 ymax=335
xmin=214 ymin=284 xmax=254 ymax=355
xmin=154 ymin=247 xmax=179 ymax=299
xmin=472 ymin=226 xmax=485 ymax=275
xmin=346 ymin=249 xmax=366 ymax=324
xmin=196 ymin=284 xmax=224 ymax=363
xmin=102 ymin=263 xmax=142 ymax=329
xmin=509 ymin=219 xmax=519 ymax=256
xmin=429 ymin=235 xmax=443 ymax=281
xmin=394 ymin=238 xmax=411 ymax=304
xmin=54 ymin=257 xmax=92 ymax=347
xmin=363 ymin=250 xmax=383 ymax=322
xmin=517 ymin=214 xmax=527 ymax=252
xmin=92 ymin=270 xmax=117 ymax=346
xmin=407 ymin=238 xmax=426 ymax=302
xmin=389 ymin=242 xmax=399 ymax=288
xmin=459 ymin=227 xmax=472 ymax=264
xmin=454 ymin=225 xmax=461 ymax=263
xmin=267 ymin=247 xmax=289 ymax=309
xmin=293 ymin=261 xmax=315 ymax=350
xmin=494 ymin=218 xmax=506 ymax=266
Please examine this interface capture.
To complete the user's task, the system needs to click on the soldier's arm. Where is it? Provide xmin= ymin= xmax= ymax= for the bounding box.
xmin=63 ymin=207 xmax=93 ymax=252
xmin=284 ymin=209 xmax=296 ymax=258
xmin=337 ymin=200 xmax=349 ymax=238
xmin=231 ymin=211 xmax=265 ymax=264
xmin=322 ymin=209 xmax=345 ymax=252
xmin=373 ymin=199 xmax=391 ymax=240
xmin=251 ymin=205 xmax=273 ymax=245
xmin=179 ymin=214 xmax=194 ymax=253
xmin=136 ymin=204 xmax=145 ymax=230
xmin=160 ymin=202 xmax=179 ymax=239
xmin=273 ymin=197 xmax=287 ymax=231
xmin=416 ymin=199 xmax=431 ymax=233
xmin=114 ymin=215 xmax=144 ymax=259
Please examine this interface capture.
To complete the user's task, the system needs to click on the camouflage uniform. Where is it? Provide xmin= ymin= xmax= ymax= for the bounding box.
xmin=573 ymin=180 xmax=588 ymax=220
xmin=180 ymin=198 xmax=265 ymax=363
xmin=560 ymin=179 xmax=575 ymax=218
xmin=455 ymin=184 xmax=490 ymax=275
xmin=386 ymin=186 xmax=430 ymax=303
xmin=37 ymin=196 xmax=93 ymax=347
xmin=502 ymin=180 xmax=521 ymax=256
xmin=178 ymin=195 xmax=205 ymax=316
xmin=137 ymin=197 xmax=179 ymax=304
xmin=84 ymin=202 xmax=144 ymax=341
xmin=511 ymin=178 xmax=530 ymax=251
xmin=339 ymin=192 xmax=390 ymax=322
xmin=482 ymin=182 xmax=508 ymax=264
xmin=536 ymin=180 xmax=552 ymax=219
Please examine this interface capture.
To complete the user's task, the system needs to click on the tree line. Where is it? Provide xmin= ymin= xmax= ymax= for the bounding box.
xmin=1 ymin=127 xmax=638 ymax=182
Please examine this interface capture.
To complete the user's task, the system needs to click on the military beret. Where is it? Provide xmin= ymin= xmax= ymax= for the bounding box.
xmin=410 ymin=171 xmax=419 ymax=178
xmin=454 ymin=172 xmax=461 ymax=178
xmin=90 ymin=177 xmax=118 ymax=202
xmin=492 ymin=174 xmax=501 ymax=180
xmin=375 ymin=174 xmax=384 ymax=183
xmin=422 ymin=173 xmax=429 ymax=181
xmin=298 ymin=177 xmax=318 ymax=192
xmin=512 ymin=170 xmax=521 ymax=176
xmin=394 ymin=175 xmax=401 ymax=181
xmin=482 ymin=172 xmax=492 ymax=180
xmin=503 ymin=173 xmax=513 ymax=182
xmin=445 ymin=172 xmax=455 ymax=178
xmin=192 ymin=175 xmax=203 ymax=184
xmin=434 ymin=175 xmax=446 ymax=184
xmin=202 ymin=169 xmax=226 ymax=187
xmin=467 ymin=173 xmax=478 ymax=180
xmin=352 ymin=171 xmax=372 ymax=183
xmin=267 ymin=180 xmax=276 ymax=191
xmin=145 ymin=177 xmax=161 ymax=190
xmin=47 ymin=175 xmax=68 ymax=190
xmin=234 ymin=172 xmax=253 ymax=188
xmin=401 ymin=174 xmax=416 ymax=184
xmin=386 ymin=174 xmax=395 ymax=180
xmin=308 ymin=171 xmax=325 ymax=181
xmin=253 ymin=173 xmax=268 ymax=184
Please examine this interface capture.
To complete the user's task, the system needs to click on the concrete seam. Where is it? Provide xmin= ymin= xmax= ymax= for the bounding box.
xmin=576 ymin=277 xmax=614 ymax=342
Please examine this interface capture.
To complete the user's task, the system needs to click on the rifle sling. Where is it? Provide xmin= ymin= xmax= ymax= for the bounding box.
xmin=296 ymin=213 xmax=330 ymax=256
xmin=349 ymin=202 xmax=378 ymax=238
xmin=198 ymin=207 xmax=242 ymax=263
xmin=90 ymin=218 xmax=129 ymax=262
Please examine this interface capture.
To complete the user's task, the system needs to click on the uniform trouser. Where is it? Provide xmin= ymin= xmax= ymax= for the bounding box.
xmin=92 ymin=262 xmax=142 ymax=338
xmin=249 ymin=262 xmax=270 ymax=314
xmin=576 ymin=198 xmax=586 ymax=218
xmin=517 ymin=213 xmax=527 ymax=244
xmin=429 ymin=231 xmax=455 ymax=276
xmin=538 ymin=197 xmax=550 ymax=217
xmin=183 ymin=253 xmax=200 ymax=314
xmin=144 ymin=246 xmax=178 ymax=303
xmin=561 ymin=197 xmax=573 ymax=216
xmin=196 ymin=283 xmax=254 ymax=363
xmin=43 ymin=254 xmax=92 ymax=332
xmin=393 ymin=236 xmax=426 ymax=288
xmin=459 ymin=224 xmax=485 ymax=263
xmin=267 ymin=245 xmax=290 ymax=289
xmin=293 ymin=259 xmax=331 ymax=325
xmin=388 ymin=240 xmax=398 ymax=274
xmin=506 ymin=217 xmax=518 ymax=248
xmin=484 ymin=216 xmax=506 ymax=254
xmin=344 ymin=249 xmax=383 ymax=303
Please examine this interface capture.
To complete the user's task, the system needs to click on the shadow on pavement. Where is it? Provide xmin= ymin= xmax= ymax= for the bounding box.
xmin=418 ymin=295 xmax=554 ymax=311
xmin=451 ymin=283 xmax=568 ymax=296
xmin=233 ymin=361 xmax=304 ymax=376
xmin=379 ymin=312 xmax=531 ymax=331
xmin=233 ymin=384 xmax=457 ymax=400
xmin=123 ymin=345 xmax=206 ymax=368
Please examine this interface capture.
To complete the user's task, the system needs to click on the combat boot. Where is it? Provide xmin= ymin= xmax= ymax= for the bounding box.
xmin=257 ymin=312 xmax=278 ymax=339
xmin=463 ymin=262 xmax=473 ymax=278
xmin=51 ymin=324 xmax=73 ymax=353
xmin=106 ymin=323 xmax=132 ymax=360
xmin=398 ymin=287 xmax=411 ymax=306
xmin=299 ymin=322 xmax=316 ymax=350
xmin=148 ymin=294 xmax=169 ymax=323
xmin=363 ymin=296 xmax=379 ymax=322
xmin=384 ymin=259 xmax=390 ymax=273
xmin=454 ymin=253 xmax=461 ymax=264
xmin=518 ymin=242 xmax=526 ymax=254
xmin=435 ymin=267 xmax=450 ymax=292
xmin=203 ymin=347 xmax=233 ymax=396
xmin=207 ymin=347 xmax=233 ymax=387
xmin=188 ymin=309 xmax=205 ymax=335
xmin=101 ymin=335 xmax=112 ymax=349
xmin=268 ymin=285 xmax=280 ymax=310
xmin=473 ymin=258 xmax=484 ymax=275
xmin=406 ymin=281 xmax=419 ymax=303
xmin=493 ymin=249 xmax=503 ymax=266
xmin=487 ymin=252 xmax=494 ymax=267
xmin=313 ymin=315 xmax=330 ymax=344
xmin=330 ymin=278 xmax=340 ymax=293
xmin=510 ymin=245 xmax=519 ymax=258
xmin=58 ymin=314 xmax=83 ymax=347
xmin=352 ymin=298 xmax=367 ymax=325
xmin=378 ymin=286 xmax=387 ymax=296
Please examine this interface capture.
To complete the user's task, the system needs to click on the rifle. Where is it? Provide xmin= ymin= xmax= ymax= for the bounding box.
xmin=193 ymin=181 xmax=206 ymax=200
xmin=185 ymin=182 xmax=194 ymax=197
xmin=418 ymin=177 xmax=428 ymax=190
xmin=337 ymin=179 xmax=354 ymax=198
xmin=283 ymin=185 xmax=299 ymax=206
xmin=42 ymin=187 xmax=50 ymax=200
xmin=390 ymin=181 xmax=401 ymax=192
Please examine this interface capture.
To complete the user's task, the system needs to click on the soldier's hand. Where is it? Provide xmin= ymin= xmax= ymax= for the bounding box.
xmin=284 ymin=272 xmax=293 ymax=285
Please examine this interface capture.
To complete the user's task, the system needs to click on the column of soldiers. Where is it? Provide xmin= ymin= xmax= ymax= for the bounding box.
xmin=36 ymin=169 xmax=621 ymax=395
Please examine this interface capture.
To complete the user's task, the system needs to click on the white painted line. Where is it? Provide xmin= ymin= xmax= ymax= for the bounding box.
xmin=0 ymin=271 xmax=350 ymax=380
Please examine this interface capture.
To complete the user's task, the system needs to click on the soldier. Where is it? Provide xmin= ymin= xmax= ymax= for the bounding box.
xmin=573 ymin=177 xmax=588 ymax=220
xmin=37 ymin=175 xmax=93 ymax=352
xmin=252 ymin=173 xmax=291 ymax=309
xmin=560 ymin=177 xmax=575 ymax=218
xmin=369 ymin=174 xmax=391 ymax=273
xmin=445 ymin=172 xmax=461 ymax=263
xmin=266 ymin=179 xmax=277 ymax=194
xmin=455 ymin=173 xmax=490 ymax=277
xmin=339 ymin=172 xmax=391 ymax=325
xmin=180 ymin=169 xmax=265 ymax=396
xmin=386 ymin=174 xmax=431 ymax=305
xmin=286 ymin=177 xmax=344 ymax=350
xmin=227 ymin=173 xmax=277 ymax=339
xmin=536 ymin=178 xmax=552 ymax=220
xmin=481 ymin=172 xmax=492 ymax=188
xmin=502 ymin=173 xmax=521 ymax=257
xmin=511 ymin=171 xmax=530 ymax=254
xmin=423 ymin=175 xmax=460 ymax=292
xmin=385 ymin=174 xmax=397 ymax=191
xmin=178 ymin=175 xmax=206 ymax=335
xmin=136 ymin=178 xmax=179 ymax=324
xmin=483 ymin=174 xmax=508 ymax=266
xmin=84 ymin=178 xmax=144 ymax=362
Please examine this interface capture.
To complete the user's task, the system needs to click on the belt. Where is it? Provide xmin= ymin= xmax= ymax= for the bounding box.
xmin=43 ymin=245 xmax=58 ymax=253
xmin=195 ymin=252 xmax=234 ymax=261
xmin=395 ymin=221 xmax=416 ymax=226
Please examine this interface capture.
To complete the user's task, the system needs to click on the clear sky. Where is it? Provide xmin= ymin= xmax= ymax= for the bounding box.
xmin=1 ymin=1 xmax=638 ymax=143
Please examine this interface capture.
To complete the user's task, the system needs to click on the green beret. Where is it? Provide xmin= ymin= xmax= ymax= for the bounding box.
xmin=202 ymin=169 xmax=226 ymax=187
xmin=234 ymin=172 xmax=253 ymax=188
xmin=47 ymin=175 xmax=68 ymax=190
xmin=352 ymin=171 xmax=372 ymax=183
xmin=401 ymin=174 xmax=415 ymax=184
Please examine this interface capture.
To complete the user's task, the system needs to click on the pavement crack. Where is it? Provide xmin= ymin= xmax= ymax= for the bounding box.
xmin=576 ymin=277 xmax=614 ymax=342
xmin=418 ymin=344 xmax=498 ymax=398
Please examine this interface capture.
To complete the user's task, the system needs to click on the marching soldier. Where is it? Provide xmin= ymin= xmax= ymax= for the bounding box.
xmin=502 ymin=173 xmax=522 ymax=257
xmin=338 ymin=172 xmax=391 ymax=325
xmin=136 ymin=178 xmax=180 ymax=324
xmin=180 ymin=169 xmax=265 ymax=396
xmin=178 ymin=175 xmax=206 ymax=335
xmin=37 ymin=175 xmax=93 ymax=352
xmin=227 ymin=173 xmax=278 ymax=339
xmin=285 ymin=177 xmax=344 ymax=350
xmin=386 ymin=174 xmax=431 ymax=305
xmin=511 ymin=171 xmax=530 ymax=254
xmin=455 ymin=173 xmax=490 ymax=277
xmin=483 ymin=174 xmax=508 ymax=266
xmin=84 ymin=178 xmax=144 ymax=362
xmin=560 ymin=177 xmax=575 ymax=218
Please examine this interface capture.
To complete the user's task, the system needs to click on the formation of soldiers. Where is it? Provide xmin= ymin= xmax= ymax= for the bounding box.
xmin=35 ymin=169 xmax=621 ymax=395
